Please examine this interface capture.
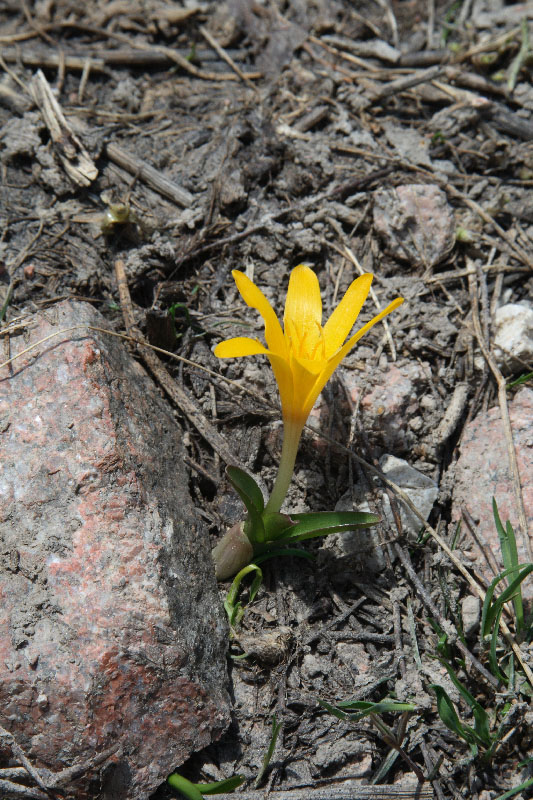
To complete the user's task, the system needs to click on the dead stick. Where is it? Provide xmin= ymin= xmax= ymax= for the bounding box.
xmin=208 ymin=786 xmax=433 ymax=800
xmin=106 ymin=143 xmax=194 ymax=208
xmin=113 ymin=258 xmax=244 ymax=469
xmin=199 ymin=26 xmax=258 ymax=90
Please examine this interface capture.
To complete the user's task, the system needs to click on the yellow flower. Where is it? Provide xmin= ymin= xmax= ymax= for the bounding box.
xmin=215 ymin=265 xmax=403 ymax=427
xmin=215 ymin=265 xmax=403 ymax=513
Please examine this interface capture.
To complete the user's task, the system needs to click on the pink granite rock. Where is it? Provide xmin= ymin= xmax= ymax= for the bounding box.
xmin=451 ymin=388 xmax=533 ymax=590
xmin=307 ymin=363 xmax=424 ymax=455
xmin=373 ymin=184 xmax=455 ymax=267
xmin=0 ymin=301 xmax=230 ymax=799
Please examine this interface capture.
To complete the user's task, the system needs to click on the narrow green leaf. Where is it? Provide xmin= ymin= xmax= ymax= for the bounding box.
xmin=196 ymin=775 xmax=245 ymax=794
xmin=319 ymin=698 xmax=415 ymax=724
xmin=168 ymin=772 xmax=204 ymax=799
xmin=255 ymin=715 xmax=282 ymax=788
xmin=371 ymin=748 xmax=400 ymax=784
xmin=493 ymin=776 xmax=533 ymax=800
xmin=317 ymin=698 xmax=351 ymax=722
xmin=226 ymin=466 xmax=265 ymax=544
xmin=337 ymin=700 xmax=416 ymax=714
xmin=273 ymin=511 xmax=380 ymax=545
xmin=224 ymin=564 xmax=263 ymax=628
xmin=482 ymin=565 xmax=533 ymax=637
xmin=493 ymin=498 xmax=511 ymax=570
xmin=227 ymin=466 xmax=265 ymax=513
xmin=506 ymin=371 xmax=533 ymax=389
xmin=440 ymin=662 xmax=491 ymax=746
xmin=168 ymin=772 xmax=245 ymax=798
xmin=431 ymin=685 xmax=477 ymax=753
xmin=488 ymin=605 xmax=508 ymax=685
xmin=492 ymin=501 xmax=525 ymax=631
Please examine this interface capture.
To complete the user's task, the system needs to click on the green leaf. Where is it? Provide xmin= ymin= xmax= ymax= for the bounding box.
xmin=493 ymin=499 xmax=519 ymax=573
xmin=262 ymin=512 xmax=294 ymax=541
xmin=430 ymin=685 xmax=477 ymax=754
xmin=506 ymin=371 xmax=533 ymax=389
xmin=224 ymin=564 xmax=263 ymax=628
xmin=272 ymin=511 xmax=380 ymax=545
xmin=168 ymin=772 xmax=245 ymax=798
xmin=318 ymin=698 xmax=415 ymax=724
xmin=440 ymin=662 xmax=491 ymax=746
xmin=168 ymin=773 xmax=204 ymax=800
xmin=317 ymin=698 xmax=351 ymax=722
xmin=226 ymin=466 xmax=265 ymax=543
xmin=487 ymin=604 xmax=508 ymax=685
xmin=227 ymin=465 xmax=265 ymax=512
xmin=255 ymin=715 xmax=282 ymax=788
xmin=197 ymin=775 xmax=245 ymax=795
xmin=481 ymin=565 xmax=533 ymax=638
xmin=493 ymin=777 xmax=533 ymax=800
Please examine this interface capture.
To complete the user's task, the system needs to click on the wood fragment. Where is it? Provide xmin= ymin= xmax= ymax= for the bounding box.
xmin=30 ymin=69 xmax=98 ymax=187
xmin=105 ymin=142 xmax=194 ymax=209
xmin=209 ymin=785 xmax=433 ymax=800
xmin=371 ymin=66 xmax=444 ymax=102
xmin=199 ymin=25 xmax=258 ymax=90
xmin=0 ymin=45 xmax=259 ymax=73
xmin=0 ymin=778 xmax=49 ymax=799
xmin=431 ymin=382 xmax=469 ymax=447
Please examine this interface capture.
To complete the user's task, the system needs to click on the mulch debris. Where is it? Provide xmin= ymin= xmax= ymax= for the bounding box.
xmin=1 ymin=0 xmax=532 ymax=798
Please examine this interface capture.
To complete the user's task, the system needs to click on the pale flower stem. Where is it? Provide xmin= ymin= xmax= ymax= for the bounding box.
xmin=265 ymin=418 xmax=304 ymax=514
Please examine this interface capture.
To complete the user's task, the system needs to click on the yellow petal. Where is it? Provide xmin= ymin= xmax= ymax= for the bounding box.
xmin=300 ymin=296 xmax=404 ymax=419
xmin=233 ymin=271 xmax=287 ymax=356
xmin=284 ymin=265 xmax=323 ymax=357
xmin=267 ymin=353 xmax=295 ymax=420
xmin=289 ymin=356 xmax=322 ymax=423
xmin=323 ymin=274 xmax=373 ymax=358
xmin=214 ymin=337 xmax=268 ymax=358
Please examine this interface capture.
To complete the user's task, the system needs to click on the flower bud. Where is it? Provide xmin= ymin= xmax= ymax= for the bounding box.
xmin=212 ymin=522 xmax=254 ymax=580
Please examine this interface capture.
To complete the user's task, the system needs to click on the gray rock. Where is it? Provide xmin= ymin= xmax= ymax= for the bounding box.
xmin=0 ymin=301 xmax=230 ymax=799
xmin=493 ymin=303 xmax=533 ymax=371
xmin=329 ymin=456 xmax=438 ymax=570
xmin=378 ymin=455 xmax=439 ymax=536
xmin=461 ymin=595 xmax=481 ymax=639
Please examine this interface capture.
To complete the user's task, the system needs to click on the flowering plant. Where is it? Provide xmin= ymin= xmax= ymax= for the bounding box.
xmin=212 ymin=265 xmax=403 ymax=580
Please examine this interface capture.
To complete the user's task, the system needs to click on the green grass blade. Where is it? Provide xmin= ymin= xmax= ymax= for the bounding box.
xmin=440 ymin=662 xmax=491 ymax=745
xmin=255 ymin=715 xmax=282 ymax=788
xmin=493 ymin=777 xmax=533 ymax=800
xmin=319 ymin=698 xmax=415 ymax=724
xmin=371 ymin=748 xmax=400 ymax=784
xmin=492 ymin=501 xmax=526 ymax=631
xmin=317 ymin=698 xmax=351 ymax=722
xmin=431 ymin=685 xmax=475 ymax=747
xmin=481 ymin=565 xmax=533 ymax=638
xmin=488 ymin=605 xmax=508 ymax=685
